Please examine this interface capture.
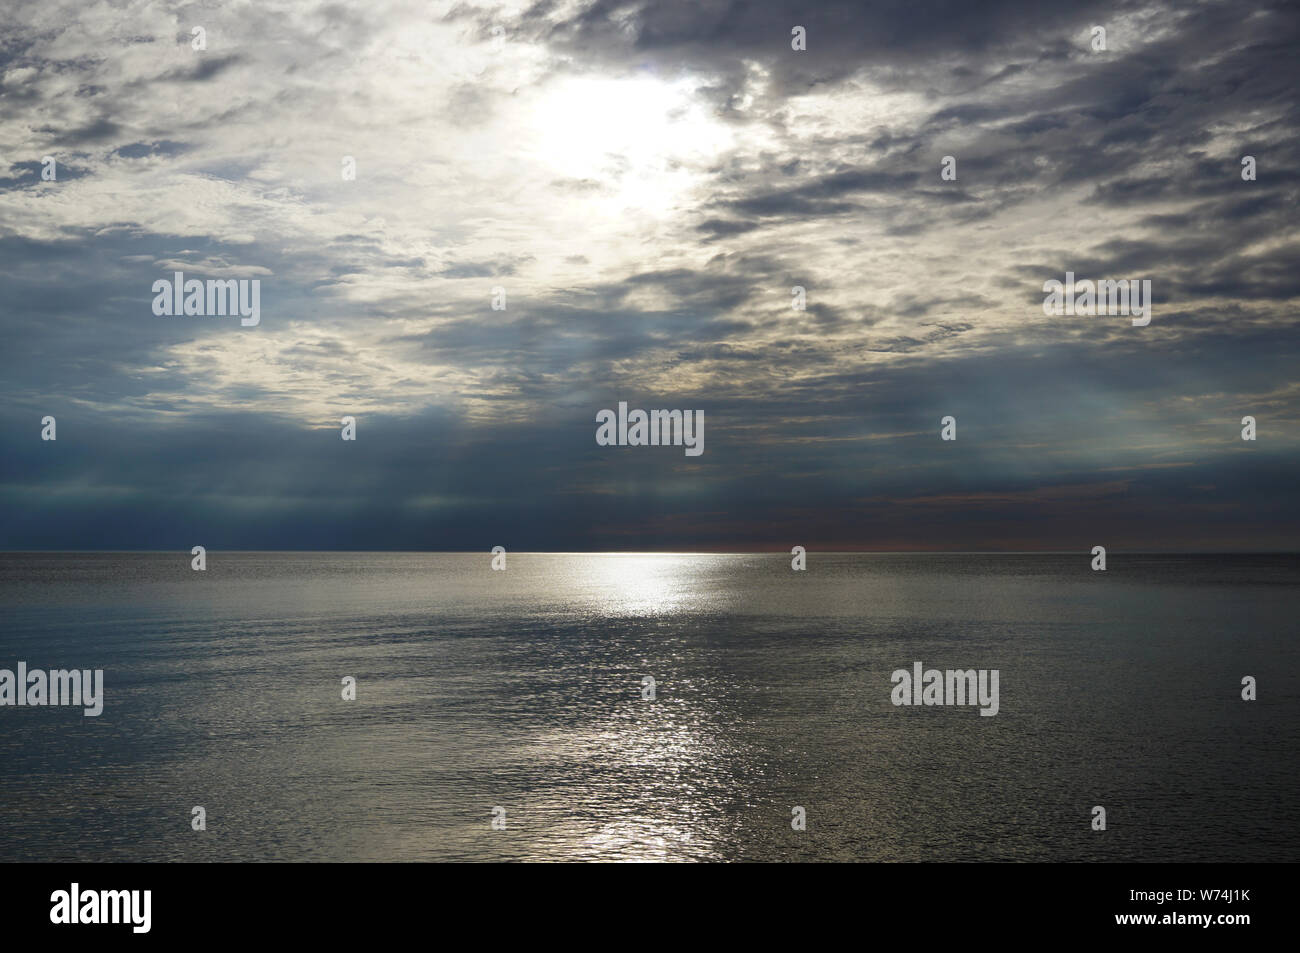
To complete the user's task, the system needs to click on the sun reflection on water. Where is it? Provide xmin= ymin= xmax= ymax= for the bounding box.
xmin=569 ymin=553 xmax=733 ymax=617
xmin=517 ymin=699 xmax=741 ymax=861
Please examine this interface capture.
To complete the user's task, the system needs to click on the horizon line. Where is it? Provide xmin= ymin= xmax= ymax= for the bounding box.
xmin=1 ymin=549 xmax=1296 ymax=556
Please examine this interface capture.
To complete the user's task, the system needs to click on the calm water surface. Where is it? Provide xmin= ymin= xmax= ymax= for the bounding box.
xmin=0 ymin=552 xmax=1296 ymax=862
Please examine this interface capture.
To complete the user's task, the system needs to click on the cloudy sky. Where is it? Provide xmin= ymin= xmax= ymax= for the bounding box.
xmin=1 ymin=0 xmax=1296 ymax=551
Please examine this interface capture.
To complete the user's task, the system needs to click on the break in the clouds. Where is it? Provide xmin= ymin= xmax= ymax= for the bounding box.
xmin=0 ymin=0 xmax=1297 ymax=551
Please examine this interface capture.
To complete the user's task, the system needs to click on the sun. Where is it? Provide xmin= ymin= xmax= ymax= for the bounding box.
xmin=524 ymin=75 xmax=733 ymax=212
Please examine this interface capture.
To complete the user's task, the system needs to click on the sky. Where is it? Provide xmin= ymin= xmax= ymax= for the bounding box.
xmin=0 ymin=0 xmax=1297 ymax=552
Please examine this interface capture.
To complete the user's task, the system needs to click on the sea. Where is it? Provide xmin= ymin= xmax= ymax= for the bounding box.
xmin=1 ymin=551 xmax=1296 ymax=862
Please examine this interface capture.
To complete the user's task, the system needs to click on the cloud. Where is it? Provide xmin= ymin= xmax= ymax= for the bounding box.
xmin=0 ymin=0 xmax=1296 ymax=549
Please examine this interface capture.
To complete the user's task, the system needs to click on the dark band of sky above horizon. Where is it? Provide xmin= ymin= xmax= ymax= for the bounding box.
xmin=1 ymin=0 xmax=1297 ymax=552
